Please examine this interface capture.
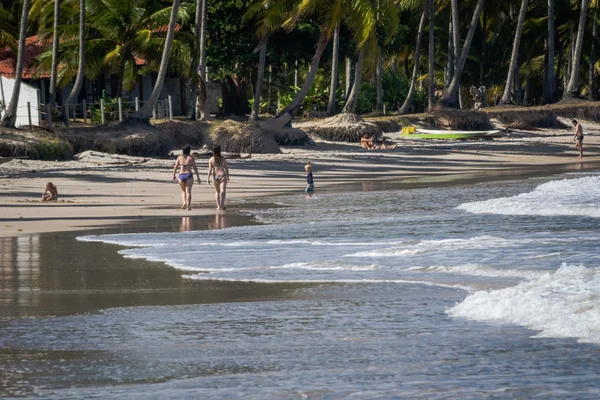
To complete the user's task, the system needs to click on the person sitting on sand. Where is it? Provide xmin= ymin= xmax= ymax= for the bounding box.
xmin=41 ymin=182 xmax=58 ymax=201
xmin=172 ymin=145 xmax=201 ymax=210
xmin=361 ymin=133 xmax=377 ymax=149
xmin=361 ymin=133 xmax=397 ymax=150
xmin=207 ymin=145 xmax=230 ymax=210
xmin=572 ymin=119 xmax=584 ymax=158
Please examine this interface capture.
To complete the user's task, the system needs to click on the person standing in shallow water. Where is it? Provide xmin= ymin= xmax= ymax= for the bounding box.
xmin=305 ymin=163 xmax=314 ymax=198
xmin=207 ymin=145 xmax=230 ymax=210
xmin=172 ymin=145 xmax=201 ymax=210
xmin=572 ymin=119 xmax=584 ymax=158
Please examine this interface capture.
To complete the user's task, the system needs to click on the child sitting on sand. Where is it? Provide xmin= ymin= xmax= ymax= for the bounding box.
xmin=42 ymin=182 xmax=58 ymax=201
xmin=305 ymin=163 xmax=314 ymax=198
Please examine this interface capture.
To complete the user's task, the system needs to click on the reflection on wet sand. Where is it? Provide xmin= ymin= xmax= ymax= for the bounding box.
xmin=0 ymin=235 xmax=41 ymax=310
xmin=0 ymin=214 xmax=299 ymax=319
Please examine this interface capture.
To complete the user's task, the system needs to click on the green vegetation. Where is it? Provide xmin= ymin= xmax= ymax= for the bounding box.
xmin=31 ymin=135 xmax=74 ymax=160
xmin=1 ymin=0 xmax=600 ymax=129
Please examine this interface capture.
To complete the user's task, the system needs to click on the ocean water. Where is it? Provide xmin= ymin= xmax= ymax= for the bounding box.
xmin=3 ymin=173 xmax=600 ymax=398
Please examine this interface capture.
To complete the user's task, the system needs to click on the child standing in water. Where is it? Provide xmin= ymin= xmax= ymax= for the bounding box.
xmin=305 ymin=163 xmax=314 ymax=198
xmin=41 ymin=182 xmax=58 ymax=201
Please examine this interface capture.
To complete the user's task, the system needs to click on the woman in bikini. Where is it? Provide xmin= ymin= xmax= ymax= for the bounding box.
xmin=207 ymin=145 xmax=230 ymax=210
xmin=172 ymin=145 xmax=201 ymax=210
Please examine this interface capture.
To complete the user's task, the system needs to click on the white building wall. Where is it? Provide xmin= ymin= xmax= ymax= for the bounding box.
xmin=0 ymin=76 xmax=40 ymax=127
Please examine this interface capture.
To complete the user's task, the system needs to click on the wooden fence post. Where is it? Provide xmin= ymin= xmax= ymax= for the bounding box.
xmin=168 ymin=95 xmax=173 ymax=120
xmin=27 ymin=102 xmax=32 ymax=126
xmin=100 ymin=98 xmax=105 ymax=124
xmin=118 ymin=97 xmax=123 ymax=122
xmin=135 ymin=97 xmax=140 ymax=111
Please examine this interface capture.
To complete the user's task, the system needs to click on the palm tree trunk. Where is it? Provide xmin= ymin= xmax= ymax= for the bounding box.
xmin=564 ymin=0 xmax=590 ymax=99
xmin=345 ymin=57 xmax=353 ymax=98
xmin=566 ymin=33 xmax=574 ymax=89
xmin=48 ymin=0 xmax=60 ymax=121
xmin=116 ymin=57 xmax=126 ymax=98
xmin=542 ymin=0 xmax=555 ymax=104
xmin=428 ymin=0 xmax=435 ymax=110
xmin=441 ymin=0 xmax=486 ymax=108
xmin=480 ymin=9 xmax=487 ymax=86
xmin=0 ymin=0 xmax=30 ymax=128
xmin=590 ymin=9 xmax=597 ymax=100
xmin=514 ymin=63 xmax=522 ymax=104
xmin=327 ymin=23 xmax=341 ymax=116
xmin=342 ymin=48 xmax=364 ymax=114
xmin=376 ymin=50 xmax=384 ymax=112
xmin=128 ymin=0 xmax=181 ymax=123
xmin=187 ymin=0 xmax=203 ymax=119
xmin=451 ymin=0 xmax=460 ymax=71
xmin=249 ymin=38 xmax=267 ymax=121
xmin=445 ymin=19 xmax=454 ymax=91
xmin=501 ymin=0 xmax=528 ymax=104
xmin=399 ymin=5 xmax=427 ymax=115
xmin=66 ymin=0 xmax=86 ymax=107
xmin=195 ymin=0 xmax=208 ymax=120
xmin=277 ymin=27 xmax=329 ymax=118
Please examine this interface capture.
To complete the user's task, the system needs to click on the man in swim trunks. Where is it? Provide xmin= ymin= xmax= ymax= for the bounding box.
xmin=572 ymin=119 xmax=584 ymax=158
xmin=172 ymin=145 xmax=201 ymax=210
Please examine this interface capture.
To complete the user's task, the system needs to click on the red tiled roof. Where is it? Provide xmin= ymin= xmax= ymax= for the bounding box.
xmin=0 ymin=36 xmax=51 ymax=79
xmin=155 ymin=24 xmax=182 ymax=33
xmin=0 ymin=32 xmax=174 ymax=79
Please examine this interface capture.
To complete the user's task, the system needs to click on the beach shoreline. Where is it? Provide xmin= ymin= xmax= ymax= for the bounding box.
xmin=2 ymin=125 xmax=600 ymax=238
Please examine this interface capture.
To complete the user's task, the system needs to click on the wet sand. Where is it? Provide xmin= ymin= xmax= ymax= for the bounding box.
xmin=0 ymin=213 xmax=311 ymax=320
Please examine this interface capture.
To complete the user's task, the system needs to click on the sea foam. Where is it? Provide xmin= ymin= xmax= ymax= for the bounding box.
xmin=448 ymin=264 xmax=600 ymax=344
xmin=457 ymin=176 xmax=600 ymax=218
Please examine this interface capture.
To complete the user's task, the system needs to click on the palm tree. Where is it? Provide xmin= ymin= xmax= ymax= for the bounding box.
xmin=590 ymin=2 xmax=597 ymax=100
xmin=127 ymin=0 xmax=181 ymax=122
xmin=501 ymin=0 xmax=529 ymax=104
xmin=82 ymin=0 xmax=190 ymax=98
xmin=326 ymin=22 xmax=341 ymax=116
xmin=1 ymin=0 xmax=31 ymax=128
xmin=342 ymin=48 xmax=364 ymax=113
xmin=399 ymin=3 xmax=426 ymax=115
xmin=427 ymin=0 xmax=434 ymax=110
xmin=564 ymin=0 xmax=590 ymax=99
xmin=542 ymin=0 xmax=555 ymax=104
xmin=274 ymin=0 xmax=388 ymax=122
xmin=0 ymin=1 xmax=18 ymax=50
xmin=65 ymin=0 xmax=86 ymax=121
xmin=246 ymin=0 xmax=294 ymax=121
xmin=49 ymin=0 xmax=60 ymax=118
xmin=249 ymin=38 xmax=268 ymax=121
xmin=190 ymin=0 xmax=207 ymax=121
xmin=340 ymin=0 xmax=398 ymax=114
xmin=441 ymin=0 xmax=486 ymax=108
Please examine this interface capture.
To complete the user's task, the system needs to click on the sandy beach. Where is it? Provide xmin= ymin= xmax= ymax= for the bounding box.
xmin=2 ymin=122 xmax=600 ymax=238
